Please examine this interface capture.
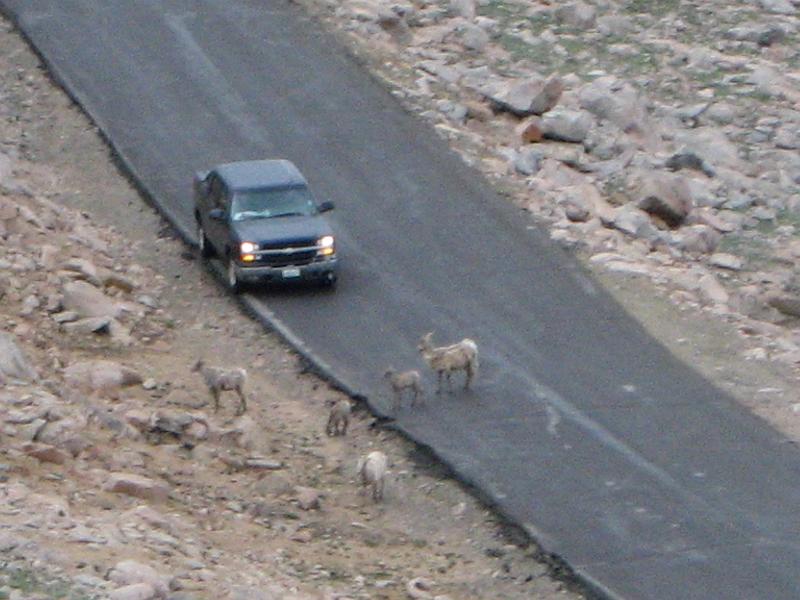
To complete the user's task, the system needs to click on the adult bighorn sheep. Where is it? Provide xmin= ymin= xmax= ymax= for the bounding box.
xmin=417 ymin=332 xmax=478 ymax=394
xmin=356 ymin=450 xmax=388 ymax=502
xmin=191 ymin=359 xmax=248 ymax=415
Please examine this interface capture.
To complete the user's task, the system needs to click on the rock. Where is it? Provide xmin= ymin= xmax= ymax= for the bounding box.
xmin=516 ymin=116 xmax=544 ymax=144
xmin=52 ymin=310 xmax=79 ymax=324
xmin=406 ymin=577 xmax=436 ymax=599
xmin=759 ymin=0 xmax=796 ymax=15
xmin=578 ymin=76 xmax=647 ymax=131
xmin=463 ymin=100 xmax=493 ymax=122
xmin=62 ymin=258 xmax=102 ymax=286
xmin=107 ymin=560 xmax=169 ymax=597
xmin=459 ymin=24 xmax=489 ymax=51
xmin=767 ymin=294 xmax=800 ymax=318
xmin=633 ymin=171 xmax=693 ymax=228
xmin=512 ymin=147 xmax=542 ymax=176
xmin=486 ymin=75 xmax=563 ymax=117
xmin=541 ymin=108 xmax=593 ymax=143
xmin=110 ymin=583 xmax=158 ymax=600
xmin=62 ymin=280 xmax=122 ymax=319
xmin=295 ymin=486 xmax=321 ymax=510
xmin=0 ymin=333 xmax=38 ymax=382
xmin=596 ymin=15 xmax=634 ymax=36
xmin=611 ymin=205 xmax=660 ymax=242
xmin=665 ymin=151 xmax=715 ymax=177
xmin=63 ymin=316 xmax=112 ymax=335
xmin=671 ymin=224 xmax=720 ymax=255
xmin=104 ymin=473 xmax=170 ymax=502
xmin=709 ymin=253 xmax=743 ymax=271
xmin=698 ymin=274 xmax=729 ymax=305
xmin=64 ymin=360 xmax=143 ymax=394
xmin=21 ymin=442 xmax=69 ymax=464
xmin=449 ymin=0 xmax=475 ymax=20
xmin=103 ymin=272 xmax=137 ymax=293
xmin=774 ymin=125 xmax=800 ymax=150
xmin=244 ymin=458 xmax=284 ymax=470
xmin=554 ymin=2 xmax=596 ymax=29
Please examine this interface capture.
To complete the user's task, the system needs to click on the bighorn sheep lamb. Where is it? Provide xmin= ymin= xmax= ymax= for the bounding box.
xmin=191 ymin=359 xmax=247 ymax=415
xmin=417 ymin=332 xmax=478 ymax=393
xmin=384 ymin=368 xmax=423 ymax=411
xmin=356 ymin=450 xmax=387 ymax=502
xmin=326 ymin=398 xmax=351 ymax=436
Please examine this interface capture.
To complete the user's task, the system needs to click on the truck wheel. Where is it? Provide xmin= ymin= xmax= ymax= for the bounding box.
xmin=197 ymin=223 xmax=213 ymax=258
xmin=320 ymin=272 xmax=337 ymax=290
xmin=226 ymin=257 xmax=242 ymax=294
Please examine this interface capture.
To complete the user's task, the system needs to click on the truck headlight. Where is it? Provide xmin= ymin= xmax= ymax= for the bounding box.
xmin=240 ymin=241 xmax=257 ymax=254
xmin=318 ymin=235 xmax=335 ymax=256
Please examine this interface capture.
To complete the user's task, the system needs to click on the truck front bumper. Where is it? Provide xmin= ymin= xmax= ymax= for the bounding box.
xmin=234 ymin=258 xmax=338 ymax=285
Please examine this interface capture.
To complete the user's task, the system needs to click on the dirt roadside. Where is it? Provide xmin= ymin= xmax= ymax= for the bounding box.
xmin=0 ymin=15 xmax=582 ymax=600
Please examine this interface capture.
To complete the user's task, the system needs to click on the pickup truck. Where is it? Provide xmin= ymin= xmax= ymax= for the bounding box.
xmin=194 ymin=159 xmax=338 ymax=291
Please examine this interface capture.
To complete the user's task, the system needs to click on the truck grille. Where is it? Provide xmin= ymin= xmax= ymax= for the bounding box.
xmin=259 ymin=251 xmax=316 ymax=268
xmin=254 ymin=239 xmax=318 ymax=267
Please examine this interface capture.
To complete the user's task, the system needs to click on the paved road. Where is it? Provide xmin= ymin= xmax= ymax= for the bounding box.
xmin=5 ymin=1 xmax=800 ymax=597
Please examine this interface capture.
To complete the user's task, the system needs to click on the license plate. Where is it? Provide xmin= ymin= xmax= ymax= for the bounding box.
xmin=282 ymin=267 xmax=301 ymax=278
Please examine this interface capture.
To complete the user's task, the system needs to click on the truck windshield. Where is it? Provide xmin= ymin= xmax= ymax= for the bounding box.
xmin=231 ymin=187 xmax=318 ymax=221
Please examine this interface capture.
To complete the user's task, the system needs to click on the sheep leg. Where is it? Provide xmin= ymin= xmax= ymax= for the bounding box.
xmin=340 ymin=416 xmax=348 ymax=436
xmin=376 ymin=477 xmax=385 ymax=501
xmin=326 ymin=414 xmax=334 ymax=436
xmin=236 ymin=388 xmax=247 ymax=415
xmin=436 ymin=371 xmax=443 ymax=395
xmin=212 ymin=389 xmax=220 ymax=412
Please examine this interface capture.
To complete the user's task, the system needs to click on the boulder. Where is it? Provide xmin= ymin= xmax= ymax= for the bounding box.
xmin=107 ymin=560 xmax=170 ymax=597
xmin=578 ymin=76 xmax=647 ymax=131
xmin=486 ymin=75 xmax=563 ymax=117
xmin=21 ymin=442 xmax=69 ymax=465
xmin=554 ymin=2 xmax=596 ymax=29
xmin=767 ymin=294 xmax=800 ymax=318
xmin=459 ymin=23 xmax=489 ymax=51
xmin=633 ymin=171 xmax=693 ymax=228
xmin=541 ymin=108 xmax=593 ymax=143
xmin=449 ymin=0 xmax=476 ymax=20
xmin=670 ymin=224 xmax=720 ymax=255
xmin=0 ymin=333 xmax=38 ymax=382
xmin=62 ymin=280 xmax=122 ymax=319
xmin=512 ymin=147 xmax=542 ymax=176
xmin=295 ymin=486 xmax=321 ymax=511
xmin=64 ymin=360 xmax=143 ymax=394
xmin=109 ymin=583 xmax=158 ymax=600
xmin=104 ymin=473 xmax=170 ymax=503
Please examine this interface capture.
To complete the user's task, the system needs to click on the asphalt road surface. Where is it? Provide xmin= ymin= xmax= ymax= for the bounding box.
xmin=5 ymin=1 xmax=800 ymax=598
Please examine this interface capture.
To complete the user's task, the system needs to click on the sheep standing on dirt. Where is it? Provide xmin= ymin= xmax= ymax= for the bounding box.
xmin=191 ymin=359 xmax=247 ymax=415
xmin=356 ymin=450 xmax=388 ymax=502
xmin=417 ymin=332 xmax=478 ymax=394
xmin=384 ymin=368 xmax=423 ymax=411
xmin=326 ymin=398 xmax=351 ymax=436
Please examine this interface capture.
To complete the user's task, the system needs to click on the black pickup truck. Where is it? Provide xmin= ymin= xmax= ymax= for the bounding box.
xmin=194 ymin=159 xmax=338 ymax=291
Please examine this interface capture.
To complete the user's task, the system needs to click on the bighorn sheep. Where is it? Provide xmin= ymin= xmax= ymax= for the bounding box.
xmin=384 ymin=368 xmax=423 ymax=411
xmin=191 ymin=359 xmax=247 ymax=415
xmin=356 ymin=450 xmax=387 ymax=502
xmin=326 ymin=398 xmax=351 ymax=436
xmin=417 ymin=332 xmax=478 ymax=393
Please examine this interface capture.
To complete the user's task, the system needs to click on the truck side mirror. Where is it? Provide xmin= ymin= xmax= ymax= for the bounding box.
xmin=209 ymin=208 xmax=226 ymax=220
xmin=318 ymin=201 xmax=335 ymax=213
